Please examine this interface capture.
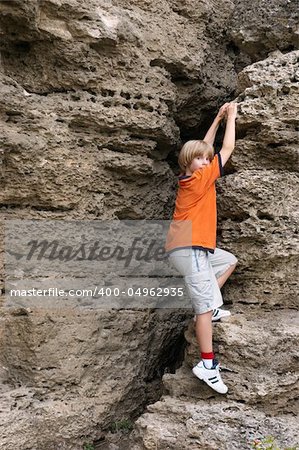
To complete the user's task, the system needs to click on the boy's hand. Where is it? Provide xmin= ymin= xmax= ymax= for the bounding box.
xmin=216 ymin=103 xmax=230 ymax=120
xmin=226 ymin=102 xmax=238 ymax=119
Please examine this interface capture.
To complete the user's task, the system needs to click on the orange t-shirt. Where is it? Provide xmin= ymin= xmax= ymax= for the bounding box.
xmin=165 ymin=152 xmax=224 ymax=254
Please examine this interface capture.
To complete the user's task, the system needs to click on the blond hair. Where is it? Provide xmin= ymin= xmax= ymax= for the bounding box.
xmin=178 ymin=140 xmax=214 ymax=173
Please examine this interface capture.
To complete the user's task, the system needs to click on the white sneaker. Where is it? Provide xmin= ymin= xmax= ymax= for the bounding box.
xmin=212 ymin=308 xmax=231 ymax=322
xmin=192 ymin=359 xmax=228 ymax=394
xmin=193 ymin=308 xmax=231 ymax=323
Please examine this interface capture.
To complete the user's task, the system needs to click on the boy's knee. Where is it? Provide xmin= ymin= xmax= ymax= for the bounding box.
xmin=226 ymin=258 xmax=237 ymax=274
xmin=231 ymin=256 xmax=238 ymax=267
xmin=230 ymin=261 xmax=237 ymax=273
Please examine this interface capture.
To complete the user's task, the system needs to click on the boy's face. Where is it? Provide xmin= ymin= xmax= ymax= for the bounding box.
xmin=187 ymin=154 xmax=211 ymax=174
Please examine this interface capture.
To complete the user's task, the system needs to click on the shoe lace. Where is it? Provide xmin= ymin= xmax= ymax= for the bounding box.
xmin=212 ymin=358 xmax=221 ymax=371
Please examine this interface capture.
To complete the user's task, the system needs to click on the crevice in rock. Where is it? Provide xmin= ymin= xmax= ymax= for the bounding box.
xmin=164 ymin=96 xmax=237 ymax=178
xmin=91 ymin=313 xmax=190 ymax=449
xmin=0 ymin=203 xmax=74 ymax=212
xmin=256 ymin=211 xmax=274 ymax=221
xmin=237 ymin=123 xmax=262 ymax=140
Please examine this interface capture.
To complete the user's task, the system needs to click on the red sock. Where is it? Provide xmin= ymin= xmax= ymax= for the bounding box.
xmin=201 ymin=352 xmax=215 ymax=360
xmin=201 ymin=352 xmax=215 ymax=369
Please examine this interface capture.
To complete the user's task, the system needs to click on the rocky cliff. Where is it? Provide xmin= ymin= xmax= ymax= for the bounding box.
xmin=0 ymin=0 xmax=298 ymax=449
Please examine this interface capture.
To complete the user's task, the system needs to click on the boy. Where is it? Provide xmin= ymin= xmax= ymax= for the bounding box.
xmin=165 ymin=102 xmax=238 ymax=394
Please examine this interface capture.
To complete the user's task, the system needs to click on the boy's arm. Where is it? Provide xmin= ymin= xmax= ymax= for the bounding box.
xmin=219 ymin=103 xmax=237 ymax=166
xmin=203 ymin=103 xmax=230 ymax=146
xmin=203 ymin=115 xmax=221 ymax=147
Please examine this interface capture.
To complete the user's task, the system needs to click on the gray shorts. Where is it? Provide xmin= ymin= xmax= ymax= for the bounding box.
xmin=168 ymin=248 xmax=238 ymax=315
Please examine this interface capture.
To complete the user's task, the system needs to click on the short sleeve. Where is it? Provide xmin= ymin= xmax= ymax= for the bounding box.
xmin=192 ymin=153 xmax=224 ymax=194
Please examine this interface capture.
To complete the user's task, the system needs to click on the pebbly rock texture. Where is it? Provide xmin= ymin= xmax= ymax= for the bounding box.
xmin=0 ymin=0 xmax=299 ymax=449
xmin=131 ymin=397 xmax=299 ymax=450
xmin=228 ymin=0 xmax=299 ymax=60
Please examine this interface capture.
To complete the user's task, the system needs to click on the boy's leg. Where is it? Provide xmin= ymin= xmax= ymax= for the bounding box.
xmin=195 ymin=310 xmax=213 ymax=353
xmin=207 ymin=248 xmax=237 ymax=321
xmin=208 ymin=248 xmax=238 ymax=289
xmin=217 ymin=262 xmax=237 ymax=289
xmin=193 ymin=309 xmax=228 ymax=394
xmin=181 ymin=250 xmax=228 ymax=393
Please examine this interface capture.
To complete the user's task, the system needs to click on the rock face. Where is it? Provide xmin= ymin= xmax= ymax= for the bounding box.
xmin=0 ymin=0 xmax=298 ymax=449
xmin=0 ymin=308 xmax=191 ymax=449
xmin=228 ymin=0 xmax=298 ymax=60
